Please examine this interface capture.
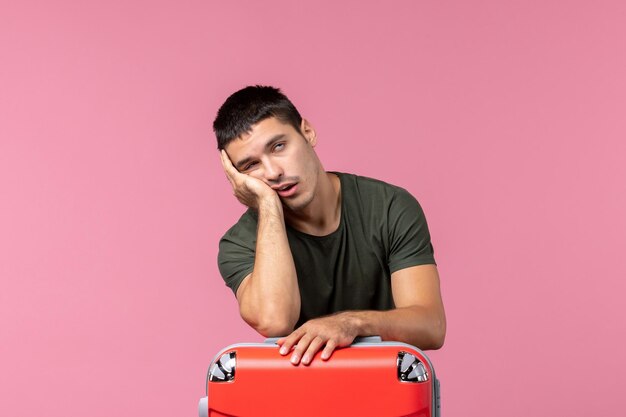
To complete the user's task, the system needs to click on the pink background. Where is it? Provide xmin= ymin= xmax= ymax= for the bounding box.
xmin=2 ymin=1 xmax=625 ymax=415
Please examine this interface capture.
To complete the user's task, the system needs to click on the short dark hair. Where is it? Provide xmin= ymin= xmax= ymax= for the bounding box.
xmin=213 ymin=85 xmax=303 ymax=150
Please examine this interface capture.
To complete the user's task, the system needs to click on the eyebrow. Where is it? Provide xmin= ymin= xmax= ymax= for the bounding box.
xmin=235 ymin=134 xmax=286 ymax=170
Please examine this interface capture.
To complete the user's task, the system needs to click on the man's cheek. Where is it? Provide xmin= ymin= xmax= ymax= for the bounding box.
xmin=246 ymin=171 xmax=264 ymax=181
xmin=253 ymin=175 xmax=276 ymax=191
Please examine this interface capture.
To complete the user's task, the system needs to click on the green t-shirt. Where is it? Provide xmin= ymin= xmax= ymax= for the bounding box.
xmin=217 ymin=172 xmax=436 ymax=327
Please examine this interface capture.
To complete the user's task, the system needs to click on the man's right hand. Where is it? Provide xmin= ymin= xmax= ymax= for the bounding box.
xmin=220 ymin=150 xmax=300 ymax=336
xmin=220 ymin=150 xmax=278 ymax=209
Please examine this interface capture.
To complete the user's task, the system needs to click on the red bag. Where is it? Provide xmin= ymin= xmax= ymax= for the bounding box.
xmin=199 ymin=336 xmax=441 ymax=417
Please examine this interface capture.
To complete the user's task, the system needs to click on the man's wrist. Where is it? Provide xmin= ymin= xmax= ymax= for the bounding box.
xmin=344 ymin=310 xmax=380 ymax=337
xmin=257 ymin=193 xmax=283 ymax=214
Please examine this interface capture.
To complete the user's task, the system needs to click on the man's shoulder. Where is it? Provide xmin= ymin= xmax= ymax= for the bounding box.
xmin=335 ymin=171 xmax=412 ymax=202
xmin=220 ymin=208 xmax=258 ymax=243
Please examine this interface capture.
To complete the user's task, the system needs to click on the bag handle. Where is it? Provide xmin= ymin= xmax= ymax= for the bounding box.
xmin=264 ymin=335 xmax=382 ymax=344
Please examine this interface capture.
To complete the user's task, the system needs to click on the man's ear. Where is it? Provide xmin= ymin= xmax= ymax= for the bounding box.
xmin=300 ymin=118 xmax=317 ymax=147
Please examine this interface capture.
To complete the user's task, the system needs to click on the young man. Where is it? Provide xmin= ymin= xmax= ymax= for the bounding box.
xmin=214 ymin=86 xmax=446 ymax=366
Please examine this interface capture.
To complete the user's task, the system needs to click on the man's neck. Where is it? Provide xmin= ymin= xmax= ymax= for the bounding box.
xmin=284 ymin=172 xmax=341 ymax=236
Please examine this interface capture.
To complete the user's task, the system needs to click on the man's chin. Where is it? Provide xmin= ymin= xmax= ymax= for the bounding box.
xmin=281 ymin=195 xmax=312 ymax=213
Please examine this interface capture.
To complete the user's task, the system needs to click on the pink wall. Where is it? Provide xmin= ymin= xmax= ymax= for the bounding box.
xmin=2 ymin=1 xmax=625 ymax=415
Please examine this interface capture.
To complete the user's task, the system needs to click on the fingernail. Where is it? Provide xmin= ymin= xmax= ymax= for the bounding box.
xmin=302 ymin=355 xmax=310 ymax=364
xmin=291 ymin=354 xmax=299 ymax=364
xmin=279 ymin=347 xmax=287 ymax=355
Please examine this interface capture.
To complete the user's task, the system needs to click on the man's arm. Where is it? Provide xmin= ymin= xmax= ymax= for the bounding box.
xmin=276 ymin=264 xmax=446 ymax=365
xmin=220 ymin=151 xmax=300 ymax=336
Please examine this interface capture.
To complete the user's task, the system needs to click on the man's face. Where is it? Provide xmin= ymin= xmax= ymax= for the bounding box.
xmin=224 ymin=117 xmax=322 ymax=212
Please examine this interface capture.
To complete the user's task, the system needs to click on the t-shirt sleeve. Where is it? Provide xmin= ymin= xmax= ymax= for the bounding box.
xmin=217 ymin=214 xmax=257 ymax=296
xmin=387 ymin=187 xmax=436 ymax=273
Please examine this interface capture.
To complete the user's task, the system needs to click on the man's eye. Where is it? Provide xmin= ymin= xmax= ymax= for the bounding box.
xmin=243 ymin=162 xmax=257 ymax=171
xmin=273 ymin=143 xmax=285 ymax=151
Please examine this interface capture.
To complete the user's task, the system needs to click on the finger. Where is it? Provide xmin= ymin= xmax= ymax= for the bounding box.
xmin=321 ymin=339 xmax=338 ymax=361
xmin=219 ymin=155 xmax=234 ymax=184
xmin=301 ymin=336 xmax=325 ymax=366
xmin=278 ymin=330 xmax=303 ymax=356
xmin=220 ymin=150 xmax=239 ymax=176
xmin=276 ymin=335 xmax=291 ymax=346
xmin=219 ymin=150 xmax=229 ymax=170
xmin=291 ymin=334 xmax=314 ymax=365
xmin=220 ymin=151 xmax=239 ymax=183
xmin=276 ymin=337 xmax=290 ymax=353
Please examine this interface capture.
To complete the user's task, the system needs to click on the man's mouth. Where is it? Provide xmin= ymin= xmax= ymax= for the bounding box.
xmin=274 ymin=183 xmax=297 ymax=197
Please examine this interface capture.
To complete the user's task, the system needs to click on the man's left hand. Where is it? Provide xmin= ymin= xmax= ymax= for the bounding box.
xmin=276 ymin=312 xmax=362 ymax=365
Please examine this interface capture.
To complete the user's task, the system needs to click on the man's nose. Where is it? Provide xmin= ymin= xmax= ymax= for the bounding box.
xmin=262 ymin=160 xmax=283 ymax=182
